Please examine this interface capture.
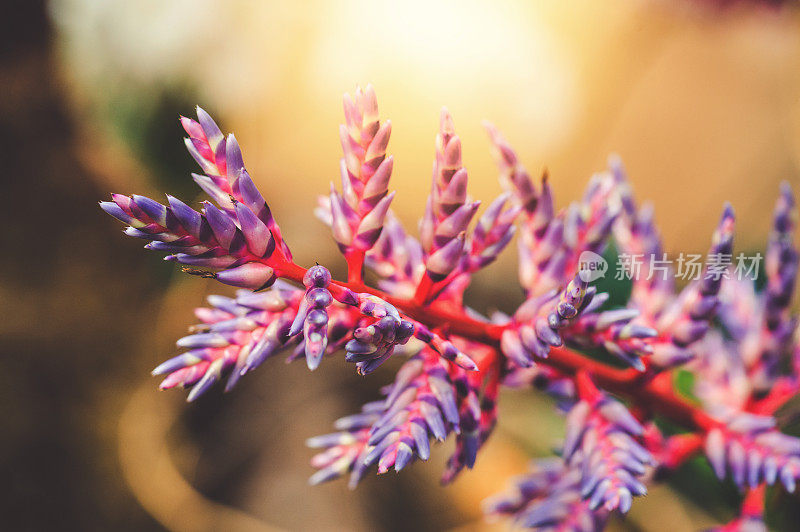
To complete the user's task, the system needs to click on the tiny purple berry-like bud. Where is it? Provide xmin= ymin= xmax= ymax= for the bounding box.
xmin=306 ymin=287 xmax=332 ymax=308
xmin=396 ymin=320 xmax=415 ymax=343
xmin=304 ymin=265 xmax=332 ymax=288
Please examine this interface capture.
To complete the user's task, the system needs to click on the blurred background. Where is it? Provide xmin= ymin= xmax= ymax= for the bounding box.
xmin=3 ymin=0 xmax=800 ymax=530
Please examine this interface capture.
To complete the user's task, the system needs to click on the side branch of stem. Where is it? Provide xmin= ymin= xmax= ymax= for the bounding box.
xmin=274 ymin=259 xmax=715 ymax=434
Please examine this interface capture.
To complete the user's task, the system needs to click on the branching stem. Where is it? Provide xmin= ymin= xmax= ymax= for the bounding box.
xmin=274 ymin=259 xmax=716 ymax=433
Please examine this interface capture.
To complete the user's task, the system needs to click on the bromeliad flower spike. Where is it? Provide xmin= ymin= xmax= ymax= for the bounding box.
xmin=101 ymin=85 xmax=800 ymax=530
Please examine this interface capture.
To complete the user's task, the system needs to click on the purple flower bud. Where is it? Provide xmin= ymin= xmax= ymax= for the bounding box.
xmin=215 ymin=262 xmax=275 ymax=290
xmin=304 ymin=265 xmax=332 ymax=288
xmin=99 ymin=201 xmax=135 ymax=225
xmin=304 ymin=309 xmax=329 ymax=371
xmin=425 ymin=233 xmax=466 ymax=281
xmin=187 ymin=358 xmax=226 ymax=402
xmin=166 ymin=195 xmax=203 ymax=238
xmin=203 ymin=202 xmax=239 ymax=250
xmin=353 ymin=192 xmax=395 ymax=250
xmin=132 ymin=195 xmax=168 ymax=226
xmin=173 ymin=252 xmax=237 ymax=270
xmin=329 ymin=186 xmax=354 ymax=247
xmin=151 ymin=352 xmax=206 ymax=376
xmin=306 ymin=287 xmax=332 ymax=308
xmin=177 ymin=333 xmax=230 ymax=349
xmin=484 ymin=457 xmax=608 ymax=530
xmin=235 ymin=202 xmax=273 ymax=258
xmin=704 ymin=412 xmax=800 ymax=493
xmin=435 ymin=201 xmax=480 ymax=243
xmin=560 ymin=395 xmax=652 ymax=514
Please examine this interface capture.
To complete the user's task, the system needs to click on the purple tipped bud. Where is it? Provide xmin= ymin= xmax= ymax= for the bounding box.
xmin=100 ymin=201 xmax=134 ymax=225
xmin=334 ymin=287 xmax=359 ymax=307
xmin=225 ymin=133 xmax=245 ymax=178
xmin=235 ymin=202 xmax=272 ymax=257
xmin=304 ymin=309 xmax=329 ymax=371
xmin=177 ymin=333 xmax=229 ymax=349
xmin=132 ymin=195 xmax=168 ymax=226
xmin=152 ymin=352 xmax=205 ymax=376
xmin=329 ymin=186 xmax=354 ymax=246
xmin=204 ymin=202 xmax=238 ymax=250
xmin=306 ymin=287 xmax=333 ymax=308
xmin=353 ymin=192 xmax=395 ymax=250
xmin=216 ymin=262 xmax=275 ymax=290
xmin=426 ymin=233 xmax=466 ymax=281
xmin=436 ymin=201 xmax=480 ymax=242
xmin=304 ymin=265 xmax=332 ymax=288
xmin=167 ymin=195 xmax=202 ymax=238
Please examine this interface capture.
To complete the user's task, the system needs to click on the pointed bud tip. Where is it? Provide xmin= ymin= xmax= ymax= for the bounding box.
xmin=455 ymin=353 xmax=479 ymax=371
xmin=721 ymin=202 xmax=735 ymax=221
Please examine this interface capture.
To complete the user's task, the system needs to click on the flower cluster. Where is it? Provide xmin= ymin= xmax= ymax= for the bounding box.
xmin=102 ymin=86 xmax=799 ymax=530
xmin=610 ymin=160 xmax=737 ymax=370
xmin=705 ymin=411 xmax=800 ymax=491
xmin=484 ymin=458 xmax=609 ymax=530
xmin=562 ymin=374 xmax=653 ymax=514
xmin=308 ymin=340 xmax=497 ymax=486
xmin=329 ymin=86 xmax=396 ymax=268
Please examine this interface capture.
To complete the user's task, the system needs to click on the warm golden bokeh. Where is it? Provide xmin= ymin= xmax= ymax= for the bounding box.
xmin=55 ymin=0 xmax=800 ymax=257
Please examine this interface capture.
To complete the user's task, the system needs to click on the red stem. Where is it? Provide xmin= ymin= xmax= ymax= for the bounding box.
xmin=344 ymin=251 xmax=366 ymax=284
xmin=412 ymin=274 xmax=435 ymax=306
xmin=660 ymin=433 xmax=704 ymax=469
xmin=742 ymin=483 xmax=767 ymax=518
xmin=748 ymin=377 xmax=798 ymax=415
xmin=273 ymin=260 xmax=715 ymax=433
xmin=575 ymin=370 xmax=603 ymax=403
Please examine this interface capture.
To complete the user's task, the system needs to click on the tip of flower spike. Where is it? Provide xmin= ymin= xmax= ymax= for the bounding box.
xmin=630 ymin=357 xmax=646 ymax=372
xmin=99 ymin=200 xmax=133 ymax=225
xmin=179 ymin=115 xmax=202 ymax=138
xmin=454 ymin=352 xmax=479 ymax=371
xmin=195 ymin=105 xmax=211 ymax=122
xmin=711 ymin=203 xmax=736 ymax=250
xmin=540 ymin=168 xmax=549 ymax=184
xmin=780 ymin=179 xmax=795 ymax=199
xmin=607 ymin=152 xmax=623 ymax=170
xmin=721 ymin=201 xmax=735 ymax=221
xmin=440 ymin=107 xmax=455 ymax=135
xmin=775 ymin=181 xmax=797 ymax=231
